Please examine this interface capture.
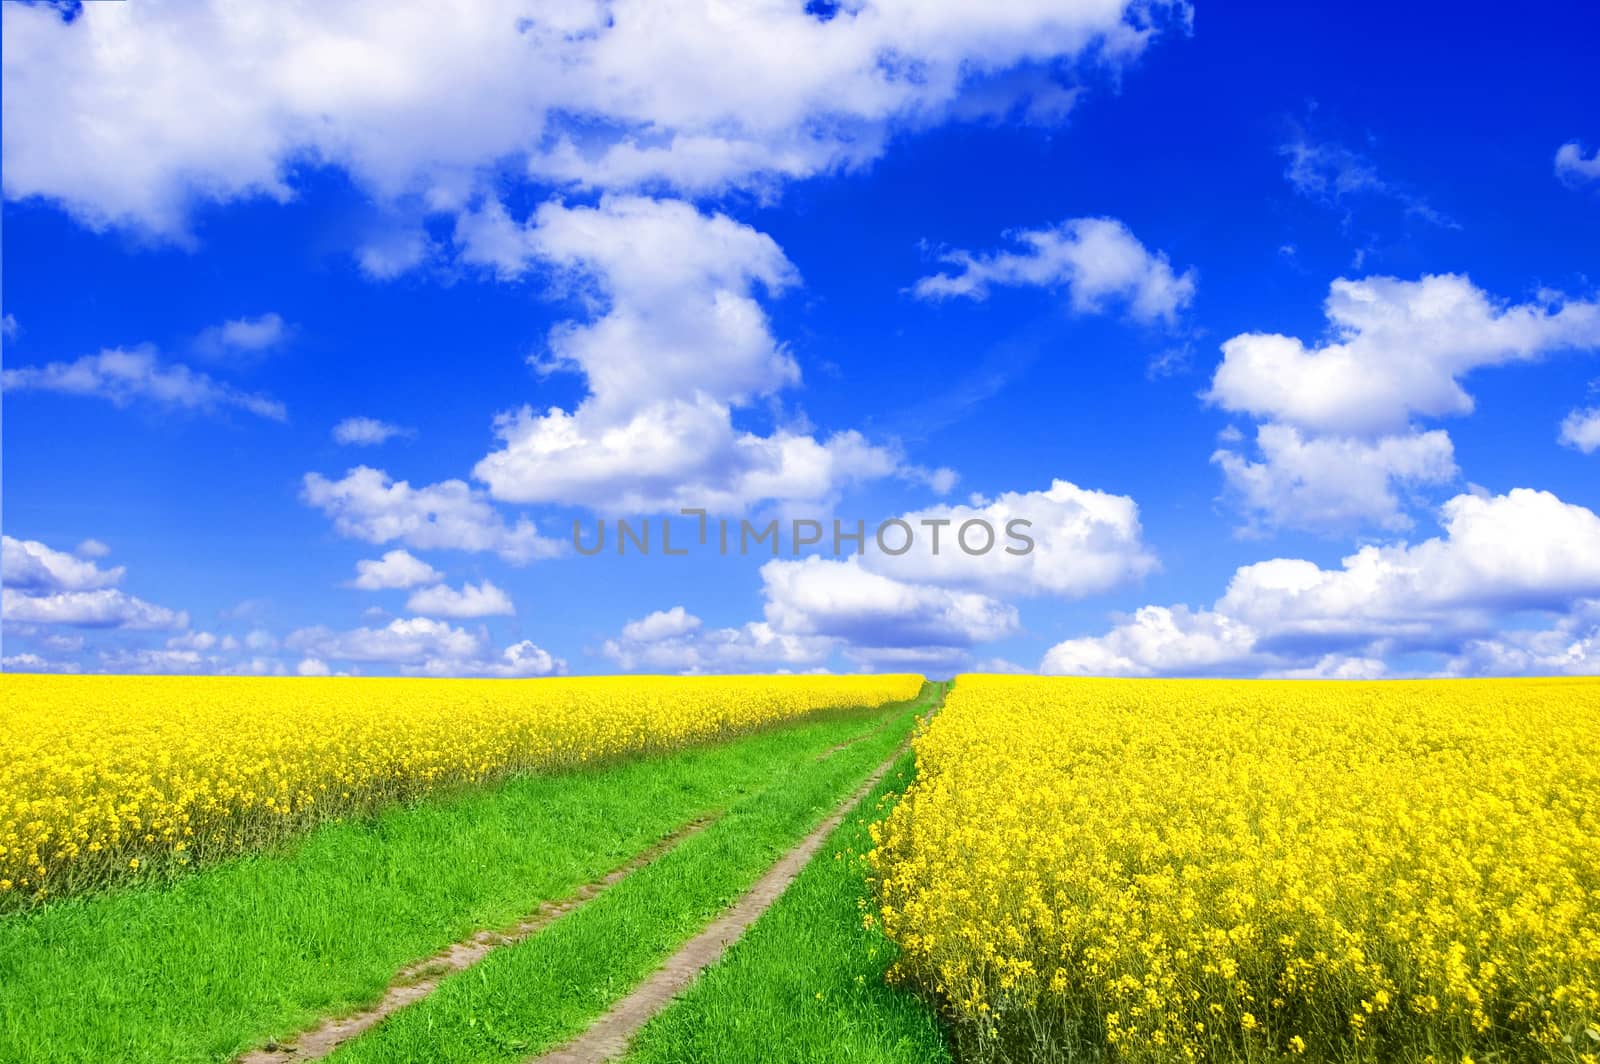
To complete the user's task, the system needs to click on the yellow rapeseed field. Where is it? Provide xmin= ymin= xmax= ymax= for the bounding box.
xmin=869 ymin=675 xmax=1600 ymax=1063
xmin=0 ymin=672 xmax=921 ymax=908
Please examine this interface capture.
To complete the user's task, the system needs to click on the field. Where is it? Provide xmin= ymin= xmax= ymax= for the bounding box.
xmin=3 ymin=672 xmax=1598 ymax=1063
xmin=869 ymin=676 xmax=1600 ymax=1063
xmin=0 ymin=673 xmax=921 ymax=907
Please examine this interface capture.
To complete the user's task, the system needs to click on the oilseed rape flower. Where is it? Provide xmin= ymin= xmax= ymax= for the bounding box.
xmin=0 ymin=672 xmax=920 ymax=908
xmin=869 ymin=675 xmax=1600 ymax=1063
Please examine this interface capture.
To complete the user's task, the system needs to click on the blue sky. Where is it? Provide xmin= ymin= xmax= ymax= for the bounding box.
xmin=4 ymin=0 xmax=1600 ymax=678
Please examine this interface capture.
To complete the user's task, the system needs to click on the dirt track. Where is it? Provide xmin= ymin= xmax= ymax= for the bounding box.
xmin=531 ymin=744 xmax=911 ymax=1064
xmin=235 ymin=814 xmax=718 ymax=1063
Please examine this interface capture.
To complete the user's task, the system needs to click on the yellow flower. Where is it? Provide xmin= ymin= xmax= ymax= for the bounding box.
xmin=868 ymin=674 xmax=1600 ymax=1064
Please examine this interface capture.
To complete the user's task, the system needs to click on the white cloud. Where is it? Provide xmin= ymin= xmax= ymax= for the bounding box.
xmin=461 ymin=196 xmax=799 ymax=410
xmin=864 ymin=479 xmax=1158 ymax=597
xmin=1042 ymin=604 xmax=1256 ymax=676
xmin=166 ymin=630 xmax=222 ymax=651
xmin=3 ymin=535 xmax=124 ymax=591
xmin=1443 ymin=600 xmax=1600 ymax=677
xmin=74 ymin=538 xmax=111 ymax=558
xmin=1212 ymin=423 xmax=1458 ymax=533
xmin=488 ymin=640 xmax=563 ymax=677
xmin=1041 ymin=488 xmax=1600 ymax=676
xmin=333 ymin=416 xmax=413 ymax=446
xmin=350 ymin=548 xmax=443 ymax=590
xmin=2 ymin=588 xmax=189 ymax=630
xmin=1217 ymin=489 xmax=1600 ymax=634
xmin=1 ymin=0 xmax=1180 ymax=235
xmin=2 ymin=345 xmax=287 ymax=420
xmin=468 ymin=197 xmax=906 ymax=512
xmin=1 ymin=313 xmax=17 ymax=339
xmin=285 ymin=616 xmax=562 ymax=676
xmin=2 ymin=535 xmax=191 ymax=641
xmin=602 ymin=607 xmax=833 ymax=673
xmin=196 ymin=312 xmax=287 ymax=356
xmin=911 ymin=217 xmax=1196 ymax=324
xmin=760 ymin=556 xmax=1018 ymax=649
xmin=1207 ymin=275 xmax=1600 ymax=437
xmin=1205 ymin=274 xmax=1600 ymax=533
xmin=478 ymin=397 xmax=901 ymax=513
xmin=1264 ymin=653 xmax=1388 ymax=680
xmin=286 ymin=616 xmax=486 ymax=665
xmin=2 ymin=652 xmax=81 ymax=674
xmin=620 ymin=606 xmax=701 ymax=643
xmin=1559 ymin=408 xmax=1600 ymax=453
xmin=603 ymin=478 xmax=1154 ymax=671
xmin=97 ymin=648 xmax=206 ymax=674
xmin=296 ymin=657 xmax=332 ymax=677
xmin=3 ymin=651 xmax=77 ymax=673
xmin=302 ymin=466 xmax=559 ymax=563
xmin=405 ymin=580 xmax=516 ymax=618
xmin=356 ymin=224 xmax=434 ymax=279
xmin=1555 ymin=141 xmax=1600 ymax=186
xmin=1278 ymin=130 xmax=1454 ymax=228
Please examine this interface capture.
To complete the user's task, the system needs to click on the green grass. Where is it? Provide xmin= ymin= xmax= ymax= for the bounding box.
xmin=621 ymin=750 xmax=950 ymax=1064
xmin=0 ymin=696 xmax=927 ymax=1064
xmin=322 ymin=696 xmax=930 ymax=1064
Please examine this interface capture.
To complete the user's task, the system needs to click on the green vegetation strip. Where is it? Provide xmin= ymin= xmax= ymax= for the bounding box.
xmin=0 ymin=699 xmax=922 ymax=1064
xmin=320 ymin=696 xmax=932 ymax=1064
xmin=621 ymin=750 xmax=949 ymax=1064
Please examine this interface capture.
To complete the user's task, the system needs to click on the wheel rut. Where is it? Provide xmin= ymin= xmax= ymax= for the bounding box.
xmin=235 ymin=814 xmax=719 ymax=1063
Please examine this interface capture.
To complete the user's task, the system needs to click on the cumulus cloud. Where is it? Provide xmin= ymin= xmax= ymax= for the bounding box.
xmin=303 ymin=466 xmax=559 ymax=563
xmin=863 ymin=479 xmax=1158 ymax=598
xmin=1212 ymin=424 xmax=1458 ymax=533
xmin=404 ymin=580 xmax=516 ymax=618
xmin=1559 ymin=408 xmax=1600 ymax=453
xmin=602 ymin=479 xmax=1155 ymax=671
xmin=1 ymin=535 xmax=189 ymax=632
xmin=195 ymin=312 xmax=288 ymax=357
xmin=2 ymin=588 xmax=189 ymax=630
xmin=1204 ymin=275 xmax=1600 ymax=533
xmin=75 ymin=538 xmax=111 ymax=558
xmin=3 ymin=536 xmax=124 ymax=591
xmin=911 ymin=217 xmax=1196 ymax=325
xmin=619 ymin=606 xmax=701 ymax=643
xmin=349 ymin=549 xmax=442 ymax=590
xmin=602 ymin=607 xmax=833 ymax=673
xmin=1264 ymin=653 xmax=1388 ymax=680
xmin=1555 ymin=141 xmax=1600 ymax=186
xmin=333 ymin=416 xmax=414 ymax=446
xmin=2 ymin=652 xmax=81 ymax=674
xmin=760 ymin=557 xmax=1019 ymax=649
xmin=467 ymin=197 xmax=905 ymax=512
xmin=1207 ymin=275 xmax=1600 ymax=437
xmin=1043 ymin=605 xmax=1255 ymax=676
xmin=1041 ymin=488 xmax=1600 ymax=677
xmin=1444 ymin=600 xmax=1600 ymax=677
xmin=1 ymin=0 xmax=1181 ymax=235
xmin=286 ymin=616 xmax=562 ymax=676
xmin=2 ymin=345 xmax=287 ymax=420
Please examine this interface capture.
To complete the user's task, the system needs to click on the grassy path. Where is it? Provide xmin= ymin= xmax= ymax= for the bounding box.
xmin=318 ymin=693 xmax=933 ymax=1063
xmin=0 ymin=698 xmax=922 ymax=1064
xmin=236 ymin=816 xmax=719 ymax=1063
xmin=533 ymin=743 xmax=912 ymax=1062
xmin=619 ymin=751 xmax=949 ymax=1064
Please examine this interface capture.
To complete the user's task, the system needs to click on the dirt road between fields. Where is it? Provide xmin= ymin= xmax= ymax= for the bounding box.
xmin=235 ymin=814 xmax=718 ymax=1063
xmin=530 ymin=742 xmax=917 ymax=1064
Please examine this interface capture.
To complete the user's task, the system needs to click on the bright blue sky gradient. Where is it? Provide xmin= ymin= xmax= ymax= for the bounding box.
xmin=4 ymin=0 xmax=1600 ymax=677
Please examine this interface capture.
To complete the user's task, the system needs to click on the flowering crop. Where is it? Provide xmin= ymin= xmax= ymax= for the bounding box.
xmin=869 ymin=676 xmax=1600 ymax=1063
xmin=0 ymin=673 xmax=921 ymax=908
